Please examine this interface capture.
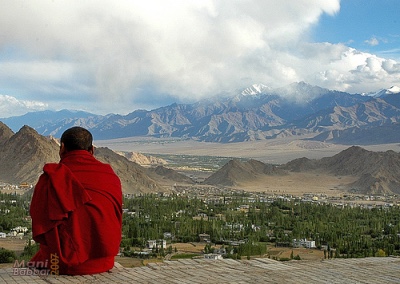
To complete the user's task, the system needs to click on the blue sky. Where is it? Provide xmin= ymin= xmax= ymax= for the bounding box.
xmin=0 ymin=0 xmax=399 ymax=118
xmin=313 ymin=0 xmax=400 ymax=60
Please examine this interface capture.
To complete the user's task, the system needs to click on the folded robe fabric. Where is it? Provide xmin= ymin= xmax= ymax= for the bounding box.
xmin=30 ymin=150 xmax=122 ymax=275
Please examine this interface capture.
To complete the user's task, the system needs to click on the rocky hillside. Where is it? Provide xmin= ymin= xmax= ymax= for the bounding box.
xmin=205 ymin=146 xmax=400 ymax=195
xmin=312 ymin=123 xmax=400 ymax=145
xmin=284 ymin=146 xmax=400 ymax=194
xmin=146 ymin=166 xmax=195 ymax=185
xmin=0 ymin=122 xmax=14 ymax=145
xmin=0 ymin=124 xmax=60 ymax=184
xmin=94 ymin=147 xmax=165 ymax=194
xmin=115 ymin=151 xmax=167 ymax=166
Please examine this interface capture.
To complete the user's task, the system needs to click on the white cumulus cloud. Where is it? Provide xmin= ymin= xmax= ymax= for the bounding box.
xmin=0 ymin=0 xmax=399 ymax=115
xmin=0 ymin=95 xmax=48 ymax=118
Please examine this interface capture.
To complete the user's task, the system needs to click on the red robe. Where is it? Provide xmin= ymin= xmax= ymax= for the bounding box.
xmin=30 ymin=150 xmax=122 ymax=275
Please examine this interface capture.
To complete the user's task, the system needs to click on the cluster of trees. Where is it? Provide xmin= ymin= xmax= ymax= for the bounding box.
xmin=0 ymin=248 xmax=16 ymax=263
xmin=122 ymin=194 xmax=400 ymax=258
xmin=0 ymin=192 xmax=31 ymax=232
xmin=0 ymin=192 xmax=35 ymax=263
xmin=269 ymin=199 xmax=400 ymax=258
xmin=1 ymin=191 xmax=399 ymax=263
xmin=0 ymin=242 xmax=40 ymax=264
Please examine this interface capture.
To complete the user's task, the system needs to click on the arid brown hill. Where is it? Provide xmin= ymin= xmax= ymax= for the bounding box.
xmin=284 ymin=146 xmax=400 ymax=195
xmin=0 ymin=122 xmax=14 ymax=145
xmin=0 ymin=125 xmax=60 ymax=184
xmin=0 ymin=124 xmax=173 ymax=194
xmin=116 ymin=151 xmax=167 ymax=166
xmin=146 ymin=165 xmax=195 ymax=185
xmin=283 ymin=157 xmax=315 ymax=172
xmin=204 ymin=159 xmax=285 ymax=186
xmin=206 ymin=146 xmax=400 ymax=195
xmin=94 ymin=147 xmax=165 ymax=194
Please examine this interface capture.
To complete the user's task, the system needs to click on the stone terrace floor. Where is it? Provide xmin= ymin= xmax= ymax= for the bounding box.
xmin=1 ymin=257 xmax=400 ymax=283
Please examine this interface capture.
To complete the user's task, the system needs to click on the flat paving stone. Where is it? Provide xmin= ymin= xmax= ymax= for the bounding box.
xmin=1 ymin=257 xmax=399 ymax=283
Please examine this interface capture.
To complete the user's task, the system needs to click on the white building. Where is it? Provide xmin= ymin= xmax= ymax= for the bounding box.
xmin=292 ymin=238 xmax=316 ymax=248
xmin=147 ymin=239 xmax=167 ymax=249
xmin=163 ymin=232 xmax=173 ymax=239
xmin=12 ymin=226 xmax=28 ymax=233
xmin=204 ymin=254 xmax=223 ymax=260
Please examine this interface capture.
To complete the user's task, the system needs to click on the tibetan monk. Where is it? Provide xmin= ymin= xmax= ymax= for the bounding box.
xmin=30 ymin=126 xmax=122 ymax=275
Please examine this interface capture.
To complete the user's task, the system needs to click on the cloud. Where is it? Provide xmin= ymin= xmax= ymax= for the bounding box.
xmin=365 ymin=37 xmax=380 ymax=46
xmin=310 ymin=47 xmax=400 ymax=92
xmin=0 ymin=95 xmax=48 ymax=118
xmin=382 ymin=59 xmax=400 ymax=74
xmin=0 ymin=0 xmax=399 ymax=115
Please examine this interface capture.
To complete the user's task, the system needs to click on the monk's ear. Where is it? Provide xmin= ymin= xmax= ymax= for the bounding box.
xmin=59 ymin=142 xmax=67 ymax=158
xmin=88 ymin=145 xmax=94 ymax=155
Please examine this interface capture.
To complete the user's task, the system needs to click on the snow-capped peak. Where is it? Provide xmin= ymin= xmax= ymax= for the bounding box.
xmin=368 ymin=86 xmax=400 ymax=97
xmin=386 ymin=86 xmax=400 ymax=94
xmin=241 ymin=84 xmax=272 ymax=96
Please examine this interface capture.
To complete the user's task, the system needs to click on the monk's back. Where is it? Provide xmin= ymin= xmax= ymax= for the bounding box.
xmin=30 ymin=149 xmax=122 ymax=275
xmin=61 ymin=150 xmax=122 ymax=259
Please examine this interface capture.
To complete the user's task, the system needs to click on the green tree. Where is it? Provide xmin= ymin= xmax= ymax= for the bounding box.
xmin=0 ymin=248 xmax=16 ymax=263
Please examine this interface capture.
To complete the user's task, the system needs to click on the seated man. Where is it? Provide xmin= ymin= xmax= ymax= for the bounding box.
xmin=30 ymin=126 xmax=122 ymax=275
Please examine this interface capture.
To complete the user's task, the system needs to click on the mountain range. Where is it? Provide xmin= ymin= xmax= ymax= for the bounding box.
xmin=2 ymin=82 xmax=400 ymax=144
xmin=205 ymin=146 xmax=400 ymax=195
xmin=1 ymin=122 xmax=400 ymax=195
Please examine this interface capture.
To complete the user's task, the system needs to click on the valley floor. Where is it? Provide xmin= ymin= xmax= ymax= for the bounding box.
xmin=96 ymin=137 xmax=400 ymax=165
xmin=97 ymin=137 xmax=400 ymax=200
xmin=234 ymin=172 xmax=357 ymax=197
